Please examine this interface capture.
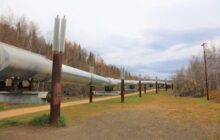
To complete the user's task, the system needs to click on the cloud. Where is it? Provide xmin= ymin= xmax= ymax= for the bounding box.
xmin=0 ymin=0 xmax=220 ymax=78
xmin=99 ymin=28 xmax=220 ymax=66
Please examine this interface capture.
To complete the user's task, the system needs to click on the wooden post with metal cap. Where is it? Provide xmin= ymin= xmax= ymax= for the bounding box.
xmin=120 ymin=67 xmax=125 ymax=103
xmin=156 ymin=76 xmax=158 ymax=93
xmin=139 ymin=74 xmax=142 ymax=97
xmin=165 ymin=78 xmax=168 ymax=91
xmin=89 ymin=66 xmax=94 ymax=103
xmin=50 ymin=15 xmax=66 ymax=125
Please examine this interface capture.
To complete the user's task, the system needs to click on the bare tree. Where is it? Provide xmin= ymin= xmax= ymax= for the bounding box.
xmin=173 ymin=44 xmax=220 ymax=97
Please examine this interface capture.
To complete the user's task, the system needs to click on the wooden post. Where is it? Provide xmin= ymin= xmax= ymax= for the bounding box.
xmin=139 ymin=80 xmax=142 ymax=97
xmin=202 ymin=43 xmax=209 ymax=100
xmin=139 ymin=74 xmax=142 ymax=97
xmin=0 ymin=81 xmax=6 ymax=91
xmin=89 ymin=85 xmax=93 ymax=103
xmin=50 ymin=16 xmax=66 ymax=125
xmin=89 ymin=66 xmax=94 ymax=103
xmin=50 ymin=52 xmax=62 ymax=125
xmin=165 ymin=82 xmax=168 ymax=91
xmin=158 ymin=84 xmax=160 ymax=92
xmin=121 ymin=79 xmax=125 ymax=102
xmin=144 ymin=84 xmax=146 ymax=94
xmin=120 ymin=67 xmax=125 ymax=103
xmin=11 ymin=77 xmax=20 ymax=92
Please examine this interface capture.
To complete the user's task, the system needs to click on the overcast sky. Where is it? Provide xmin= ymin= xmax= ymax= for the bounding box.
xmin=1 ymin=0 xmax=220 ymax=79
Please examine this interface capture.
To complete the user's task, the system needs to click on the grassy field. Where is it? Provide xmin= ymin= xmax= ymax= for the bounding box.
xmin=0 ymin=90 xmax=220 ymax=128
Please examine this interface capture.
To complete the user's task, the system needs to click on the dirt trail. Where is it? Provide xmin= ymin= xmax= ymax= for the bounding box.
xmin=0 ymin=90 xmax=154 ymax=119
xmin=1 ymin=96 xmax=219 ymax=140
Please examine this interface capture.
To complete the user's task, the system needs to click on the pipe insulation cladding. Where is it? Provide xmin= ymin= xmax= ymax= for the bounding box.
xmin=0 ymin=42 xmax=171 ymax=87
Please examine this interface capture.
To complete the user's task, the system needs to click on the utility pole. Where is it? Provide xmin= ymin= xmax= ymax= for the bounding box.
xmin=50 ymin=16 xmax=66 ymax=125
xmin=120 ymin=67 xmax=125 ymax=103
xmin=202 ymin=43 xmax=209 ymax=100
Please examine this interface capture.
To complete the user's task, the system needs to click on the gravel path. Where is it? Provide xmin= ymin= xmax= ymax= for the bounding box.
xmin=0 ymin=103 xmax=220 ymax=140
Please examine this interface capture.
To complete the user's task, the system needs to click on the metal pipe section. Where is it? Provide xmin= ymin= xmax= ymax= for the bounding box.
xmin=0 ymin=42 xmax=171 ymax=87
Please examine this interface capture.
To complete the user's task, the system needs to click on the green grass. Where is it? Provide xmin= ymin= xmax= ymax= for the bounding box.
xmin=58 ymin=115 xmax=66 ymax=127
xmin=29 ymin=114 xmax=66 ymax=127
xmin=29 ymin=114 xmax=50 ymax=126
xmin=0 ymin=90 xmax=220 ymax=128
xmin=0 ymin=119 xmax=22 ymax=127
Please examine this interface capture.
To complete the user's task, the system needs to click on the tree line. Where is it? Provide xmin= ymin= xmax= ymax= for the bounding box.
xmin=173 ymin=44 xmax=220 ymax=97
xmin=0 ymin=14 xmax=139 ymax=80
xmin=0 ymin=13 xmax=142 ymax=96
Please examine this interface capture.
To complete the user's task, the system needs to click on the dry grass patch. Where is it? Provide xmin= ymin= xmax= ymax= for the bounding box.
xmin=1 ymin=90 xmax=220 ymax=128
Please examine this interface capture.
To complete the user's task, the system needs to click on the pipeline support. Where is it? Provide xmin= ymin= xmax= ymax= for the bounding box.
xmin=121 ymin=79 xmax=125 ymax=103
xmin=139 ymin=80 xmax=142 ymax=97
xmin=50 ymin=52 xmax=63 ymax=125
xmin=89 ymin=85 xmax=93 ymax=103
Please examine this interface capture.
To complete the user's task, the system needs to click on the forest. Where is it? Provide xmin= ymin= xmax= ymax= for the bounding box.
xmin=0 ymin=14 xmax=139 ymax=96
xmin=173 ymin=44 xmax=220 ymax=98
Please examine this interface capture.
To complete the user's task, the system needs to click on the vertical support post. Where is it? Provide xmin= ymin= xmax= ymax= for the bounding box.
xmin=144 ymin=84 xmax=146 ymax=94
xmin=12 ymin=77 xmax=19 ymax=93
xmin=202 ymin=43 xmax=209 ymax=100
xmin=42 ymin=82 xmax=45 ymax=91
xmin=89 ymin=85 xmax=93 ymax=103
xmin=89 ymin=66 xmax=94 ymax=103
xmin=36 ymin=81 xmax=40 ymax=91
xmin=217 ymin=73 xmax=220 ymax=90
xmin=139 ymin=74 xmax=142 ymax=97
xmin=121 ymin=79 xmax=125 ymax=102
xmin=50 ymin=16 xmax=66 ymax=125
xmin=120 ymin=67 xmax=125 ymax=103
xmin=50 ymin=52 xmax=63 ymax=125
xmin=29 ymin=78 xmax=34 ymax=91
xmin=156 ymin=77 xmax=158 ymax=93
xmin=158 ymin=84 xmax=160 ymax=92
xmin=165 ymin=83 xmax=167 ymax=91
xmin=0 ymin=81 xmax=6 ymax=91
xmin=139 ymin=80 xmax=142 ymax=97
xmin=165 ymin=79 xmax=167 ymax=91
